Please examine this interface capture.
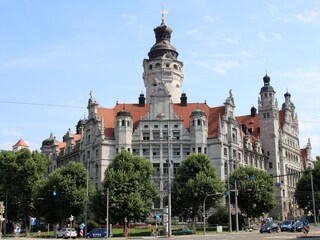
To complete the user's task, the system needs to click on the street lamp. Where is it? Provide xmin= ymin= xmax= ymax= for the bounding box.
xmin=166 ymin=135 xmax=173 ymax=237
xmin=203 ymin=193 xmax=220 ymax=235
xmin=0 ymin=201 xmax=5 ymax=240
xmin=105 ymin=188 xmax=109 ymax=239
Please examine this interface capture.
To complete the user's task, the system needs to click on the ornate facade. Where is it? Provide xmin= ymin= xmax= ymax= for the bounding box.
xmin=41 ymin=18 xmax=314 ymax=219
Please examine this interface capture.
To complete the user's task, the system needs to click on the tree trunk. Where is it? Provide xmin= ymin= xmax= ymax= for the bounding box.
xmin=192 ymin=216 xmax=197 ymax=233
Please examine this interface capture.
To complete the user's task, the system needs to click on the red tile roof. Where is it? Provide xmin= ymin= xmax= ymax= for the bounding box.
xmin=236 ymin=114 xmax=260 ymax=140
xmin=96 ymin=103 xmax=226 ymax=138
xmin=13 ymin=139 xmax=29 ymax=147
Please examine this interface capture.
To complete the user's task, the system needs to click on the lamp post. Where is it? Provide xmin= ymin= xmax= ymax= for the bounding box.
xmin=105 ymin=188 xmax=109 ymax=239
xmin=234 ymin=180 xmax=239 ymax=232
xmin=311 ymin=171 xmax=317 ymax=225
xmin=85 ymin=158 xmax=90 ymax=235
xmin=166 ymin=135 xmax=173 ymax=237
xmin=227 ymin=163 xmax=232 ymax=232
xmin=203 ymin=193 xmax=219 ymax=235
xmin=0 ymin=201 xmax=5 ymax=240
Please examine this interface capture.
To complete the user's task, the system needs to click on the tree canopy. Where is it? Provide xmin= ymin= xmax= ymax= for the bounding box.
xmin=295 ymin=156 xmax=320 ymax=215
xmin=229 ymin=166 xmax=276 ymax=219
xmin=0 ymin=149 xmax=50 ymax=230
xmin=34 ymin=161 xmax=93 ymax=225
xmin=171 ymin=153 xmax=224 ymax=231
xmin=96 ymin=150 xmax=157 ymax=224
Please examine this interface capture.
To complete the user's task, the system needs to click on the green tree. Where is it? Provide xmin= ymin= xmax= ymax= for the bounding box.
xmin=0 ymin=149 xmax=50 ymax=231
xmin=34 ymin=161 xmax=94 ymax=226
xmin=229 ymin=166 xmax=276 ymax=219
xmin=171 ymin=153 xmax=224 ymax=232
xmin=98 ymin=150 xmax=157 ymax=224
xmin=295 ymin=156 xmax=320 ymax=215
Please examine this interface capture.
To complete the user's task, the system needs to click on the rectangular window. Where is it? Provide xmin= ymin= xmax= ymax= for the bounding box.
xmin=143 ymin=148 xmax=150 ymax=156
xmin=173 ymin=147 xmax=180 ymax=156
xmin=143 ymin=132 xmax=150 ymax=140
xmin=183 ymin=147 xmax=190 ymax=156
xmin=233 ymin=149 xmax=237 ymax=158
xmin=153 ymin=148 xmax=160 ymax=156
xmin=224 ymin=148 xmax=228 ymax=157
xmin=153 ymin=131 xmax=160 ymax=140
xmin=162 ymin=131 xmax=168 ymax=140
xmin=269 ymin=162 xmax=273 ymax=169
xmin=153 ymin=163 xmax=160 ymax=173
xmin=198 ymin=147 xmax=202 ymax=153
xmin=173 ymin=163 xmax=179 ymax=174
xmin=173 ymin=131 xmax=180 ymax=140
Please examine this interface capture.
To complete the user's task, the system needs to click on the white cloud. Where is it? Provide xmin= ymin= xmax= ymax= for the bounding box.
xmin=259 ymin=33 xmax=269 ymax=42
xmin=272 ymin=32 xmax=283 ymax=40
xmin=192 ymin=60 xmax=239 ymax=75
xmin=259 ymin=32 xmax=282 ymax=42
xmin=120 ymin=13 xmax=138 ymax=26
xmin=296 ymin=9 xmax=320 ymax=23
xmin=202 ymin=15 xmax=216 ymax=22
xmin=281 ymin=70 xmax=320 ymax=93
xmin=0 ymin=129 xmax=20 ymax=137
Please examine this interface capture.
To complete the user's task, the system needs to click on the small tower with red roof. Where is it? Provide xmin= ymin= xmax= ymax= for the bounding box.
xmin=12 ymin=138 xmax=29 ymax=152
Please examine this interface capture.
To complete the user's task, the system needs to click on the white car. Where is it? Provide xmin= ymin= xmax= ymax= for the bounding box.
xmin=56 ymin=228 xmax=77 ymax=239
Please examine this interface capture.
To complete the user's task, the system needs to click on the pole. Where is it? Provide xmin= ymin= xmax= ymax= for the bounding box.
xmin=311 ymin=171 xmax=317 ymax=225
xmin=203 ymin=196 xmax=207 ymax=235
xmin=227 ymin=163 xmax=232 ymax=232
xmin=167 ymin=135 xmax=172 ymax=237
xmin=85 ymin=158 xmax=89 ymax=235
xmin=203 ymin=193 xmax=219 ymax=235
xmin=106 ymin=188 xmax=109 ymax=239
xmin=235 ymin=180 xmax=239 ymax=232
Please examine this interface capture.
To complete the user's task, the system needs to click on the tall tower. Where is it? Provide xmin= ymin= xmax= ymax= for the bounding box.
xmin=258 ymin=74 xmax=280 ymax=178
xmin=143 ymin=12 xmax=184 ymax=103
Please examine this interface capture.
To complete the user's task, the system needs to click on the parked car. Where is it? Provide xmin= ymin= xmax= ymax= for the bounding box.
xmin=291 ymin=221 xmax=304 ymax=232
xmin=172 ymin=228 xmax=193 ymax=235
xmin=260 ymin=222 xmax=280 ymax=233
xmin=280 ymin=220 xmax=294 ymax=232
xmin=85 ymin=228 xmax=112 ymax=238
xmin=56 ymin=228 xmax=77 ymax=239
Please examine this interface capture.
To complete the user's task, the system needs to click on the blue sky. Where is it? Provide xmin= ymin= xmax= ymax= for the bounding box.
xmin=1 ymin=0 xmax=320 ymax=157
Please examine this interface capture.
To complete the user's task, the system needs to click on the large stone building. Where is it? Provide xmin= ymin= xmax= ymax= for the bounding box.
xmin=41 ymin=17 xmax=314 ymax=219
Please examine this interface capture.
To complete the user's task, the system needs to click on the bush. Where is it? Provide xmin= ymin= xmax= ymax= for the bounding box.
xmin=208 ymin=206 xmax=229 ymax=225
xmin=86 ymin=220 xmax=100 ymax=232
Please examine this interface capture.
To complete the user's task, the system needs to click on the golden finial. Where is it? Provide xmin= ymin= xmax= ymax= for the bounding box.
xmin=161 ymin=9 xmax=168 ymax=24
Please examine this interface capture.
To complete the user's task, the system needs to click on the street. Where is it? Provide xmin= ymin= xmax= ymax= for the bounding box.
xmin=4 ymin=227 xmax=320 ymax=240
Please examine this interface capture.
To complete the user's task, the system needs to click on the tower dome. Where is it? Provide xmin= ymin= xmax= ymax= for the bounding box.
xmin=116 ymin=109 xmax=132 ymax=118
xmin=190 ymin=108 xmax=206 ymax=118
xmin=260 ymin=73 xmax=275 ymax=93
xmin=148 ymin=16 xmax=178 ymax=60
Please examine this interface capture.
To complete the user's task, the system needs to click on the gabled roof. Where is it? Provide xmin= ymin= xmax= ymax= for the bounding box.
xmin=13 ymin=139 xmax=29 ymax=147
xmin=236 ymin=114 xmax=260 ymax=140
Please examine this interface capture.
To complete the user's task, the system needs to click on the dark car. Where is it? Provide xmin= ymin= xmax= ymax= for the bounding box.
xmin=291 ymin=221 xmax=303 ymax=232
xmin=85 ymin=228 xmax=112 ymax=238
xmin=172 ymin=228 xmax=193 ymax=235
xmin=260 ymin=222 xmax=280 ymax=233
xmin=280 ymin=220 xmax=294 ymax=232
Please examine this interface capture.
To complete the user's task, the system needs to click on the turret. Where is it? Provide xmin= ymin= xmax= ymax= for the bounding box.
xmin=143 ymin=12 xmax=184 ymax=103
xmin=189 ymin=108 xmax=208 ymax=154
xmin=114 ymin=108 xmax=133 ymax=153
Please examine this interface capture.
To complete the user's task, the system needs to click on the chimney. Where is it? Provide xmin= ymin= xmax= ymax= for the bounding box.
xmin=180 ymin=93 xmax=187 ymax=106
xmin=139 ymin=93 xmax=146 ymax=107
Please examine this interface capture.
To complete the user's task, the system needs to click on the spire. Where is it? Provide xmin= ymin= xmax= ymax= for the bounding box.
xmin=148 ymin=11 xmax=178 ymax=60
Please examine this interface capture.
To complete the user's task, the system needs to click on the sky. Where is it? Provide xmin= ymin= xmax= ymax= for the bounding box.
xmin=0 ymin=0 xmax=320 ymax=158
